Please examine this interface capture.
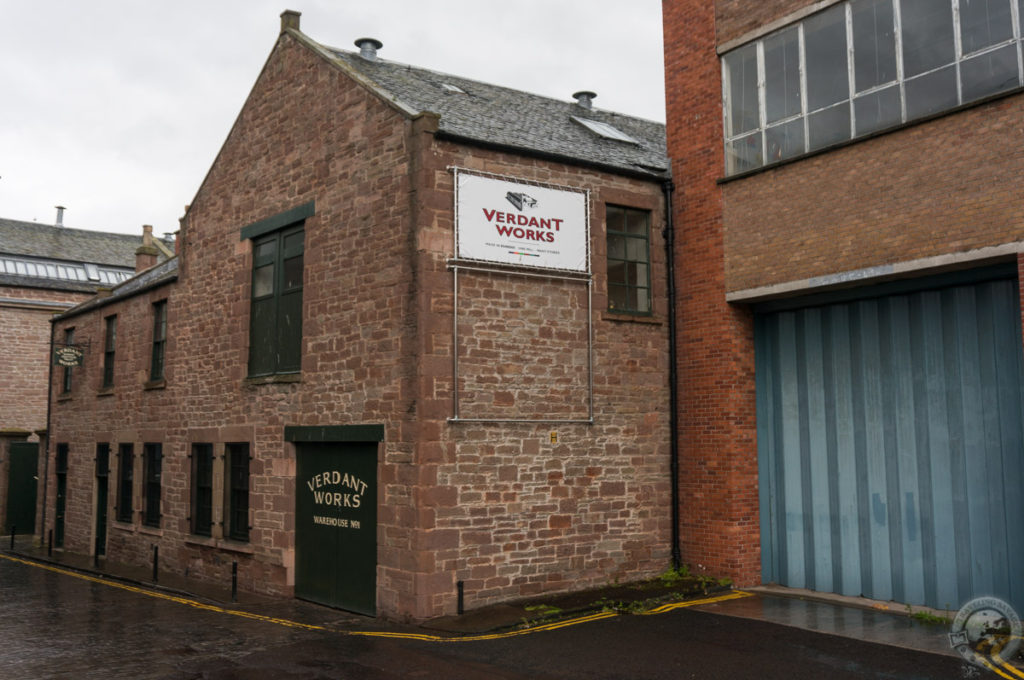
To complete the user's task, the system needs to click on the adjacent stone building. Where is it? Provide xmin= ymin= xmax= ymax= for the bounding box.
xmin=664 ymin=0 xmax=1024 ymax=614
xmin=46 ymin=11 xmax=673 ymax=620
xmin=0 ymin=214 xmax=162 ymax=535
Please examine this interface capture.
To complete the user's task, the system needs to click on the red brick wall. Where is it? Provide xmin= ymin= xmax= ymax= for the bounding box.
xmin=49 ymin=31 xmax=673 ymax=620
xmin=0 ymin=286 xmax=88 ymax=434
xmin=663 ymin=0 xmax=761 ymax=585
xmin=407 ymin=140 xmax=672 ymax=615
xmin=716 ymin=0 xmax=831 ymax=45
xmin=724 ymin=94 xmax=1024 ymax=292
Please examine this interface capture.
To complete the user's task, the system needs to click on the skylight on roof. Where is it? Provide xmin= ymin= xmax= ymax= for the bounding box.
xmin=441 ymin=83 xmax=466 ymax=94
xmin=570 ymin=116 xmax=640 ymax=144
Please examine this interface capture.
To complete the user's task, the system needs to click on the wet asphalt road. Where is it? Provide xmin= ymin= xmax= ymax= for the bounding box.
xmin=0 ymin=555 xmax=980 ymax=679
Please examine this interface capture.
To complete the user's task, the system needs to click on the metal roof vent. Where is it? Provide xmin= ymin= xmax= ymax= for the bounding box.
xmin=55 ymin=205 xmax=66 ymax=227
xmin=573 ymin=91 xmax=597 ymax=110
xmin=355 ymin=38 xmax=383 ymax=61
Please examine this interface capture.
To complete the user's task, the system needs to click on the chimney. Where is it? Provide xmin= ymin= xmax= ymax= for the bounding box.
xmin=355 ymin=37 xmax=383 ymax=61
xmin=55 ymin=205 xmax=66 ymax=227
xmin=572 ymin=91 xmax=597 ymax=110
xmin=135 ymin=224 xmax=159 ymax=273
xmin=280 ymin=9 xmax=301 ymax=32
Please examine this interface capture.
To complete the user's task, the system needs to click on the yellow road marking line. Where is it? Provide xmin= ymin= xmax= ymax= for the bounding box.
xmin=992 ymin=658 xmax=1024 ymax=680
xmin=983 ymin=659 xmax=1018 ymax=680
xmin=0 ymin=552 xmax=752 ymax=642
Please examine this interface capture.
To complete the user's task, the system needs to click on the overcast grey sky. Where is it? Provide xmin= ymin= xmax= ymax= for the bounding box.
xmin=0 ymin=1 xmax=665 ymax=237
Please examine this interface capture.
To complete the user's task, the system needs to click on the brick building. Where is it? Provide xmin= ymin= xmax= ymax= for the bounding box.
xmin=45 ymin=11 xmax=673 ymax=619
xmin=664 ymin=0 xmax=1024 ymax=614
xmin=0 ymin=214 xmax=163 ymax=535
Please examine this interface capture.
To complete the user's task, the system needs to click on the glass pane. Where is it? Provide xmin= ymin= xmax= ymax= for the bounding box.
xmin=283 ymin=254 xmax=303 ymax=291
xmin=805 ymin=5 xmax=850 ymax=110
xmin=766 ymin=118 xmax=806 ymax=162
xmin=608 ymin=260 xmax=627 ymax=285
xmin=901 ymin=0 xmax=955 ymax=77
xmin=634 ymin=263 xmax=649 ymax=287
xmin=608 ymin=234 xmax=625 ymax=259
xmin=249 ymin=298 xmax=276 ymax=375
xmin=254 ymin=239 xmax=276 ymax=259
xmin=959 ymin=0 xmax=1013 ymax=55
xmin=905 ymin=66 xmax=958 ymax=119
xmin=726 ymin=132 xmax=763 ymax=174
xmin=852 ymin=0 xmax=897 ymax=91
xmin=276 ymin=293 xmax=303 ymax=372
xmin=608 ymin=285 xmax=630 ymax=312
xmin=606 ymin=207 xmax=625 ymax=232
xmin=765 ymin=27 xmax=802 ymax=123
xmin=807 ymin=103 xmax=851 ymax=150
xmin=625 ymin=237 xmax=648 ymax=262
xmin=724 ymin=44 xmax=760 ymax=136
xmin=854 ymin=85 xmax=902 ymax=134
xmin=625 ymin=210 xmax=648 ymax=235
xmin=961 ymin=44 xmax=1020 ymax=102
xmin=283 ymin=230 xmax=304 ymax=255
xmin=253 ymin=263 xmax=274 ymax=298
xmin=635 ymin=288 xmax=651 ymax=314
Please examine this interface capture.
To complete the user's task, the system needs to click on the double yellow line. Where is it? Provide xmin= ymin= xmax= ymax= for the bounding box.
xmin=0 ymin=552 xmax=750 ymax=642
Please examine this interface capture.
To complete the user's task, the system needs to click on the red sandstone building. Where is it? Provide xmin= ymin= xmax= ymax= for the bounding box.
xmin=45 ymin=12 xmax=673 ymax=619
xmin=0 ymin=214 xmax=162 ymax=536
xmin=664 ymin=0 xmax=1024 ymax=614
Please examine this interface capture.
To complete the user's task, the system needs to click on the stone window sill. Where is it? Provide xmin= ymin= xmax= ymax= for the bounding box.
xmin=184 ymin=536 xmax=254 ymax=555
xmin=601 ymin=311 xmax=663 ymax=325
xmin=144 ymin=379 xmax=167 ymax=391
xmin=57 ymin=393 xmax=73 ymax=402
xmin=97 ymin=387 xmax=115 ymax=397
xmin=138 ymin=525 xmax=163 ymax=537
xmin=244 ymin=373 xmax=301 ymax=386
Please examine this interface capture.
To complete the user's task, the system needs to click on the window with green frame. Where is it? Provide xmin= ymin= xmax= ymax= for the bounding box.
xmin=116 ymin=443 xmax=133 ymax=523
xmin=150 ymin=300 xmax=167 ymax=382
xmin=102 ymin=315 xmax=117 ymax=388
xmin=606 ymin=205 xmax=651 ymax=314
xmin=142 ymin=443 xmax=162 ymax=528
xmin=249 ymin=224 xmax=304 ymax=376
xmin=190 ymin=443 xmax=213 ymax=536
xmin=226 ymin=442 xmax=250 ymax=542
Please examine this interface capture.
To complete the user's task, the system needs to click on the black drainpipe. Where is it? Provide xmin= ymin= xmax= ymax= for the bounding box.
xmin=662 ymin=179 xmax=682 ymax=570
xmin=39 ymin=319 xmax=56 ymax=546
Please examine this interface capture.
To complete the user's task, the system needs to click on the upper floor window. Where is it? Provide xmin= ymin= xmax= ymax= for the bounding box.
xmin=722 ymin=0 xmax=1024 ymax=175
xmin=606 ymin=206 xmax=651 ymax=315
xmin=61 ymin=328 xmax=75 ymax=394
xmin=249 ymin=224 xmax=304 ymax=376
xmin=150 ymin=300 xmax=167 ymax=382
xmin=102 ymin=315 xmax=117 ymax=388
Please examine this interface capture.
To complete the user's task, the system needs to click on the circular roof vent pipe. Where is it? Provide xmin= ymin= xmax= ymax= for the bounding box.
xmin=573 ymin=91 xmax=597 ymax=110
xmin=355 ymin=38 xmax=383 ymax=61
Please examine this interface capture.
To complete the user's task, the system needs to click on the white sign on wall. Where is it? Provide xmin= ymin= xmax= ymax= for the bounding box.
xmin=455 ymin=172 xmax=589 ymax=273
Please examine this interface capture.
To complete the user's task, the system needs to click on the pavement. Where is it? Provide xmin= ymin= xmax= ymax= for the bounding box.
xmin=2 ymin=533 xmax=1004 ymax=665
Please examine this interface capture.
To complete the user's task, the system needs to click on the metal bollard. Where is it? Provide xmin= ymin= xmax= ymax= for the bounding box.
xmin=9 ymin=526 xmax=14 ymax=551
xmin=457 ymin=580 xmax=465 ymax=615
xmin=152 ymin=545 xmax=159 ymax=583
xmin=231 ymin=562 xmax=238 ymax=603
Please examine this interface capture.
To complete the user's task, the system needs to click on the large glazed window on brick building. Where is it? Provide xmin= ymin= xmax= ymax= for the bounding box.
xmin=722 ymin=0 xmax=1024 ymax=174
xmin=606 ymin=206 xmax=651 ymax=314
xmin=249 ymin=224 xmax=304 ymax=376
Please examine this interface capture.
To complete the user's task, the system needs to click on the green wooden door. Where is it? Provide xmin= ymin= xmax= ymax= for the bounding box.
xmin=295 ymin=442 xmax=377 ymax=615
xmin=5 ymin=443 xmax=38 ymax=535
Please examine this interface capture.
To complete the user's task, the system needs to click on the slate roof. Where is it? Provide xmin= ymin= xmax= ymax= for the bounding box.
xmin=54 ymin=256 xmax=179 ymax=321
xmin=325 ymin=48 xmax=669 ymax=179
xmin=1 ymin=217 xmax=142 ymax=266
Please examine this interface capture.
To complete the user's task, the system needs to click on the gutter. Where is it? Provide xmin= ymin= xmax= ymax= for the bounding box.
xmin=662 ymin=179 xmax=682 ymax=569
xmin=40 ymin=320 xmax=55 ymax=546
